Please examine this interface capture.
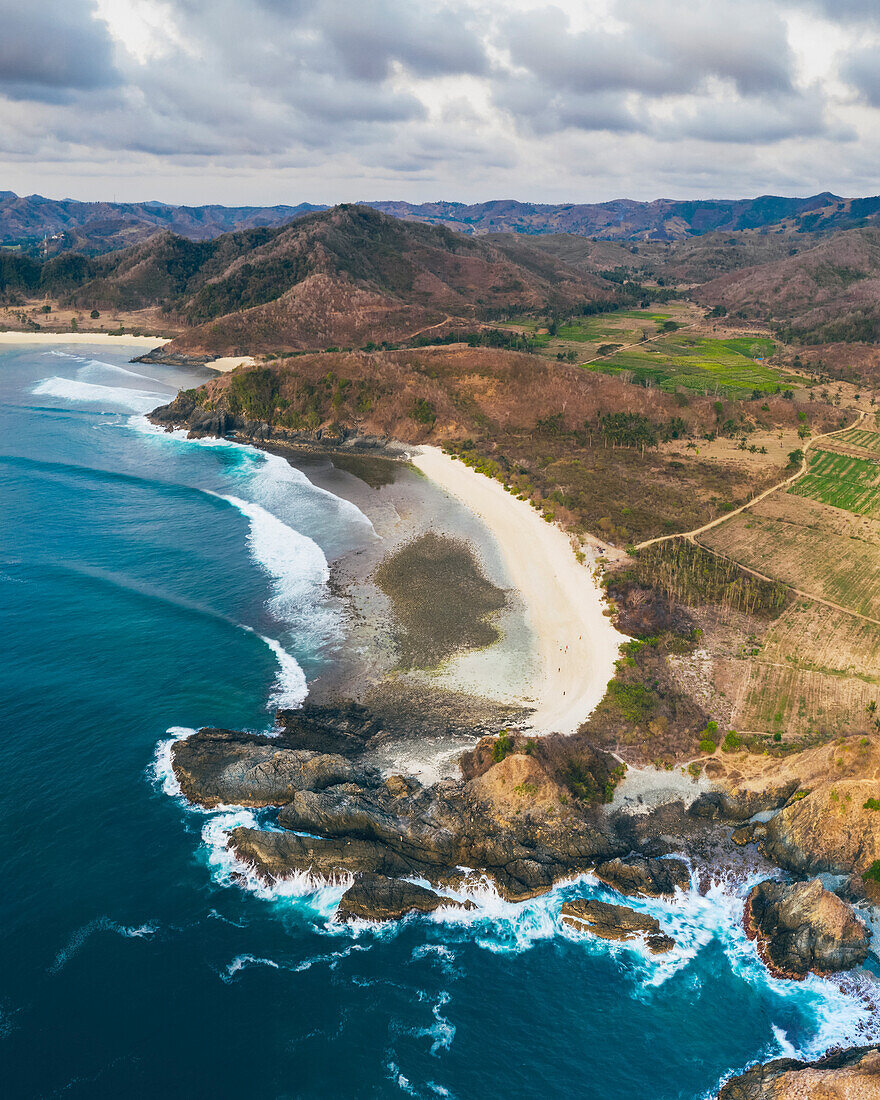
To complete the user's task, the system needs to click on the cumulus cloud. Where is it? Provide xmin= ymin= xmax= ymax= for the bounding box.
xmin=0 ymin=1 xmax=119 ymax=102
xmin=0 ymin=0 xmax=878 ymax=201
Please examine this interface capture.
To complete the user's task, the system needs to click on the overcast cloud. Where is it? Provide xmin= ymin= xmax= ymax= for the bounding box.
xmin=0 ymin=0 xmax=878 ymax=204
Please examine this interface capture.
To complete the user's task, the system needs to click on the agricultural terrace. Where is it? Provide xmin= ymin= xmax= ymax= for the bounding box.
xmin=825 ymin=426 xmax=880 ymax=456
xmin=588 ymin=333 xmax=783 ymax=398
xmin=699 ymin=492 xmax=880 ymax=621
xmin=788 ymin=447 xmax=880 ymax=516
xmin=729 ymin=602 xmax=880 ymax=740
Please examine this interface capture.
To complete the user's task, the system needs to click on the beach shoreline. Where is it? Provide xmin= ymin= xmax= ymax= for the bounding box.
xmin=0 ymin=330 xmax=253 ymax=371
xmin=411 ymin=445 xmax=626 ymax=735
xmin=0 ymin=330 xmax=170 ymax=349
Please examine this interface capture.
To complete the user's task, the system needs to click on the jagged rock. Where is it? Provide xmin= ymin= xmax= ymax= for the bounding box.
xmin=335 ymin=873 xmax=472 ymax=922
xmin=561 ymin=898 xmax=675 ymax=954
xmin=276 ymin=770 xmax=625 ymax=903
xmin=718 ymin=1045 xmax=880 ymax=1099
xmin=229 ymin=829 xmax=425 ymax=883
xmin=759 ymin=788 xmax=880 ymax=880
xmin=732 ymin=822 xmax=768 ymax=847
xmin=274 ymin=702 xmax=382 ymax=757
xmin=744 ymin=878 xmax=870 ymax=979
xmin=171 ymin=727 xmax=379 ymax=808
xmin=593 ymin=855 xmax=690 ymax=897
xmin=688 ymin=781 xmax=800 ymax=823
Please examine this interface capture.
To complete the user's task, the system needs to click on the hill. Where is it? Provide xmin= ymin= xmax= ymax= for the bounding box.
xmin=365 ymin=193 xmax=857 ymax=241
xmin=5 ymin=190 xmax=880 ymax=256
xmin=694 ymin=228 xmax=880 ymax=344
xmin=152 ymin=346 xmax=841 ymax=545
xmin=0 ymin=205 xmax=618 ymax=356
xmin=0 ymin=191 xmax=322 ymax=255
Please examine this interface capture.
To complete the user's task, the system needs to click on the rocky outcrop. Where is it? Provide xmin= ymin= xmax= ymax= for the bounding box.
xmin=274 ymin=703 xmax=383 ymax=757
xmin=758 ymin=790 xmax=880 ymax=881
xmin=335 ymin=873 xmax=473 ymax=922
xmin=718 ymin=1045 xmax=880 ymax=1099
xmin=561 ymin=898 xmax=675 ymax=953
xmin=171 ymin=726 xmax=378 ymax=808
xmin=172 ymin=721 xmax=629 ymax=907
xmin=593 ymin=855 xmax=691 ymax=897
xmin=744 ymin=878 xmax=870 ymax=979
xmin=149 ymin=392 xmax=383 ymax=450
xmin=688 ymin=782 xmax=800 ymax=823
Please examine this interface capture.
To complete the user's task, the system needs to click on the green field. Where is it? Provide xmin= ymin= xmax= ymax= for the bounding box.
xmin=586 ymin=334 xmax=779 ymax=398
xmin=508 ymin=310 xmax=673 ymax=347
xmin=833 ymin=427 xmax=880 ymax=455
xmin=788 ymin=448 xmax=880 ymax=515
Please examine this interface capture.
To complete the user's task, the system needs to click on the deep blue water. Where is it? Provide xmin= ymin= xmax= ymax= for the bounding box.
xmin=0 ymin=343 xmax=872 ymax=1099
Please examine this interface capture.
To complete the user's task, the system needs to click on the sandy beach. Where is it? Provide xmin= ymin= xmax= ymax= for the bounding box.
xmin=0 ymin=331 xmax=170 ymax=348
xmin=412 ymin=445 xmax=626 ymax=735
xmin=0 ymin=331 xmax=254 ymax=371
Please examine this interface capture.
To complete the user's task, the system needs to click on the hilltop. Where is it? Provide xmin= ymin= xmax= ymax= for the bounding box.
xmin=5 ymin=190 xmax=880 ymax=257
xmin=695 ymin=227 xmax=880 ymax=344
xmin=0 ymin=206 xmax=619 ymax=356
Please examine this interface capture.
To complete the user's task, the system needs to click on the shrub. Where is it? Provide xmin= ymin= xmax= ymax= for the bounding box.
xmin=90 ymin=309 xmax=100 ymax=319
xmin=411 ymin=398 xmax=436 ymax=426
xmin=773 ymin=732 xmax=782 ymax=742
xmin=864 ymin=798 xmax=880 ymax=811
xmin=862 ymin=860 xmax=880 ymax=884
xmin=699 ymin=739 xmax=716 ymax=754
xmin=492 ymin=730 xmax=515 ymax=763
xmin=722 ymin=731 xmax=743 ymax=753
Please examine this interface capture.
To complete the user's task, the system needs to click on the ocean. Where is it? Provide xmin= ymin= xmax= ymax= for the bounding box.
xmin=0 ymin=342 xmax=873 ymax=1099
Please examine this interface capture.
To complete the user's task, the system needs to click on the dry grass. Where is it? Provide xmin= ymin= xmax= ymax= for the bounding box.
xmin=699 ymin=491 xmax=880 ymax=620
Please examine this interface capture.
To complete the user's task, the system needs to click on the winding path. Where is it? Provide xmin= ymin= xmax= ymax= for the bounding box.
xmin=633 ymin=408 xmax=868 ymax=551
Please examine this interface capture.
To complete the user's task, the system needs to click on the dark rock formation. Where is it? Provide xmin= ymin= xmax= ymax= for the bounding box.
xmin=688 ymin=781 xmax=800 ymax=823
xmin=593 ymin=855 xmax=691 ymax=897
xmin=561 ymin=898 xmax=675 ymax=953
xmin=718 ymin=1045 xmax=880 ymax=1099
xmin=744 ymin=878 xmax=870 ymax=979
xmin=274 ymin=702 xmax=382 ymax=757
xmin=274 ymin=772 xmax=625 ymax=902
xmin=171 ymin=726 xmax=378 ymax=808
xmin=336 ymin=873 xmax=472 ymax=922
xmin=171 ymin=716 xmax=629 ymax=907
xmin=149 ymin=393 xmax=384 ymax=450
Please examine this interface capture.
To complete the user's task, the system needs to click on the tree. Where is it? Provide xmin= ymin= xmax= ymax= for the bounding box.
xmin=787 ymin=448 xmax=804 ymax=466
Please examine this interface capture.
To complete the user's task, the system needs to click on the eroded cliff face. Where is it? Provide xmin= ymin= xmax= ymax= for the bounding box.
xmin=744 ymin=878 xmax=870 ymax=979
xmin=692 ymin=736 xmax=880 ymax=889
xmin=718 ymin=1045 xmax=880 ymax=1099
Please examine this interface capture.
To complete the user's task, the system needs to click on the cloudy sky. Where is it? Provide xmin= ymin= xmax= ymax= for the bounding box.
xmin=1 ymin=0 xmax=879 ymax=205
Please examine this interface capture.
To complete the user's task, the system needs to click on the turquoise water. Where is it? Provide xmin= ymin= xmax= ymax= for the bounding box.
xmin=0 ymin=343 xmax=872 ymax=1098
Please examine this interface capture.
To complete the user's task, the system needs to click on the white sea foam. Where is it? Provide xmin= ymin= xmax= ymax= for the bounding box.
xmin=32 ymin=376 xmax=172 ymax=413
xmin=200 ymin=811 xmax=354 ymax=918
xmin=150 ymin=726 xmax=198 ymax=800
xmin=48 ymin=918 xmax=158 ymax=974
xmin=221 ymin=954 xmax=281 ymax=983
xmin=47 ymin=350 xmax=168 ymax=386
xmin=411 ymin=990 xmax=456 ymax=1056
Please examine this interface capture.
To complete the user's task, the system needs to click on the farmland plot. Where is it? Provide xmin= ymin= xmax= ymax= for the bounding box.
xmin=730 ymin=602 xmax=880 ymax=738
xmin=788 ymin=447 xmax=880 ymax=516
xmin=831 ymin=427 xmax=880 ymax=455
xmin=699 ymin=493 xmax=880 ymax=620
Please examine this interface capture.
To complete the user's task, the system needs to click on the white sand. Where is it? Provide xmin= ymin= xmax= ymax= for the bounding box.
xmin=412 ymin=446 xmax=626 ymax=735
xmin=204 ymin=355 xmax=256 ymax=372
xmin=0 ymin=331 xmax=253 ymax=371
xmin=0 ymin=331 xmax=169 ymax=348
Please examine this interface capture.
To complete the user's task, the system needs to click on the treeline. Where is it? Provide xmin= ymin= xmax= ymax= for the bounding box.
xmin=408 ymin=328 xmax=539 ymax=352
xmin=630 ymin=539 xmax=789 ymax=617
xmin=223 ymin=366 xmax=384 ymax=428
xmin=533 ymin=410 xmax=689 ymax=448
xmin=0 ymin=251 xmax=93 ymax=301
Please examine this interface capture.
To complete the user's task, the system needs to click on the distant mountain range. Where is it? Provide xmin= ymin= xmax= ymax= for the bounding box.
xmin=4 ymin=189 xmax=880 ymax=256
xmin=5 ymin=205 xmax=616 ymax=357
